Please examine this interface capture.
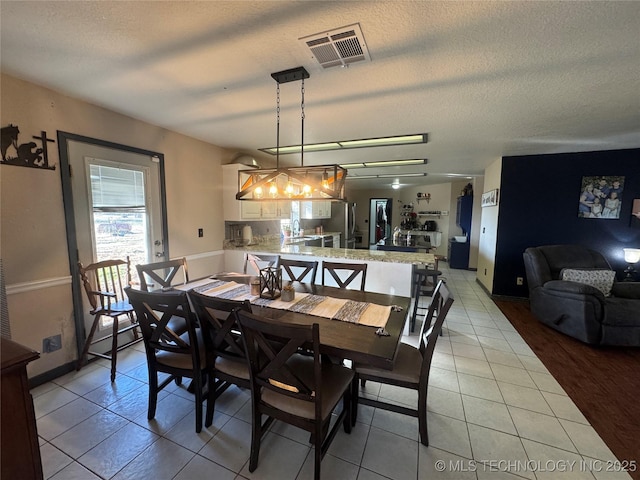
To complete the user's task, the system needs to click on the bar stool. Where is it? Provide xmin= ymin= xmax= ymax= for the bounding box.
xmin=410 ymin=264 xmax=442 ymax=332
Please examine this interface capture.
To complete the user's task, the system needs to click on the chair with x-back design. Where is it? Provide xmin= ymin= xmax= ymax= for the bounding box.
xmin=136 ymin=258 xmax=189 ymax=292
xmin=243 ymin=253 xmax=280 ymax=276
xmin=188 ymin=290 xmax=254 ymax=427
xmin=236 ymin=309 xmax=354 ymax=480
xmin=321 ymin=261 xmax=367 ymax=291
xmin=280 ymin=258 xmax=318 ymax=284
xmin=125 ymin=287 xmax=208 ymax=433
xmin=352 ymin=280 xmax=454 ymax=446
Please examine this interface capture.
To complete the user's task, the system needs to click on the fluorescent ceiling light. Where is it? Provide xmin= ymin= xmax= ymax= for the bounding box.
xmin=264 ymin=143 xmax=341 ymax=154
xmin=260 ymin=133 xmax=428 ymax=155
xmin=339 ymin=134 xmax=426 ymax=147
xmin=347 ymin=173 xmax=428 ymax=180
xmin=340 ymin=159 xmax=427 ymax=169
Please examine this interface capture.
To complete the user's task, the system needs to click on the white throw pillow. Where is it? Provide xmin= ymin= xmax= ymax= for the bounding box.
xmin=560 ymin=268 xmax=616 ymax=297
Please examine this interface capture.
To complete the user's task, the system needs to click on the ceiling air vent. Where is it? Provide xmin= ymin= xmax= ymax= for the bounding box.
xmin=300 ymin=23 xmax=370 ymax=69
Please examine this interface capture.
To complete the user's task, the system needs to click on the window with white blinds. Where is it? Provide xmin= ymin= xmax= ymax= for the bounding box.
xmin=90 ymin=164 xmax=145 ymax=212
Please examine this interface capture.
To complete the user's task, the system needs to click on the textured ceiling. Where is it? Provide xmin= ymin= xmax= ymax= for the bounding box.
xmin=2 ymin=1 xmax=639 ymax=190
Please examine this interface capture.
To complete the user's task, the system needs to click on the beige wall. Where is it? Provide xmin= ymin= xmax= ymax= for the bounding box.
xmin=1 ymin=73 xmax=228 ymax=377
xmin=476 ymin=158 xmax=502 ymax=293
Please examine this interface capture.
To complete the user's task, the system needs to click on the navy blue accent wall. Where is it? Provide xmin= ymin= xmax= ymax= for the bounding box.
xmin=494 ymin=148 xmax=640 ymax=297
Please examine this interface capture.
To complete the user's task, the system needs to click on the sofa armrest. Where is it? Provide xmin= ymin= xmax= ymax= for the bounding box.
xmin=611 ymin=282 xmax=640 ymax=299
xmin=544 ymin=280 xmax=605 ymax=298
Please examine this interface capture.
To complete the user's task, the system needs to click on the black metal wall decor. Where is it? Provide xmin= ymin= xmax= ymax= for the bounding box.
xmin=1 ymin=124 xmax=56 ymax=170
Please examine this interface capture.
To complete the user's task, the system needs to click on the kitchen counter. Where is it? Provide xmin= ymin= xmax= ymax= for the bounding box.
xmin=283 ymin=231 xmax=340 ymax=246
xmin=224 ymin=242 xmax=435 ymax=298
xmin=374 ymin=241 xmax=427 ymax=253
xmin=224 ymin=241 xmax=435 ymax=265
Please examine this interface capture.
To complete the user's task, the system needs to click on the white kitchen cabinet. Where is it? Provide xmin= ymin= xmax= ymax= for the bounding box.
xmin=240 ymin=201 xmax=263 ymax=219
xmin=223 ymin=164 xmax=250 ymax=221
xmin=223 ymin=164 xmax=291 ymax=221
xmin=301 ymin=200 xmax=331 ymax=219
xmin=277 ymin=201 xmax=291 ymax=219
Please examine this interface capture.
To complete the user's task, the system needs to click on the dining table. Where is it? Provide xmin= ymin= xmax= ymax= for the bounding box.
xmin=177 ymin=274 xmax=411 ymax=371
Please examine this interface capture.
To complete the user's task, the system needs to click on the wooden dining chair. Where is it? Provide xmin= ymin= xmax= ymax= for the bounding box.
xmin=322 ymin=261 xmax=367 ymax=291
xmin=410 ymin=263 xmax=442 ymax=332
xmin=124 ymin=287 xmax=207 ymax=433
xmin=76 ymin=257 xmax=141 ymax=382
xmin=136 ymin=258 xmax=190 ymax=336
xmin=280 ymin=258 xmax=318 ymax=284
xmin=352 ymin=280 xmax=454 ymax=446
xmin=236 ymin=309 xmax=354 ymax=480
xmin=243 ymin=253 xmax=280 ymax=275
xmin=136 ymin=257 xmax=189 ymax=291
xmin=187 ymin=290 xmax=254 ymax=427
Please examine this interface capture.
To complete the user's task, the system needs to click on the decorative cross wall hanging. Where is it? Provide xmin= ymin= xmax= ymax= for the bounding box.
xmin=1 ymin=124 xmax=56 ymax=170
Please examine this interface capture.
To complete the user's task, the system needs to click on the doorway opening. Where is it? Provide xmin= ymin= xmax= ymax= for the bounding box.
xmin=369 ymin=198 xmax=393 ymax=245
xmin=58 ymin=132 xmax=167 ymax=355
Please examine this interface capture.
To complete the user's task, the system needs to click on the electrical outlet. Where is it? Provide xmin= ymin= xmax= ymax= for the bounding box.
xmin=516 ymin=277 xmax=524 ymax=286
xmin=198 ymin=228 xmax=203 ymax=237
xmin=43 ymin=334 xmax=62 ymax=353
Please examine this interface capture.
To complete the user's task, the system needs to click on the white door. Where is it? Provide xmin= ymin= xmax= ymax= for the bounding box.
xmin=68 ymin=141 xmax=165 ymax=335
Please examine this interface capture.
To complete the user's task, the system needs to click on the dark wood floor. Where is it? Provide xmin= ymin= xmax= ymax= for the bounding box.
xmin=494 ymin=299 xmax=640 ymax=480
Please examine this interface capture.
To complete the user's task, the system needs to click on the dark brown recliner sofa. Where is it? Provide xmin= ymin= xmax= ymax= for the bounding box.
xmin=523 ymin=244 xmax=640 ymax=346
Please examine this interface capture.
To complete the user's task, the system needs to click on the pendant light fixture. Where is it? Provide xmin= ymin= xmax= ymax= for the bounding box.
xmin=236 ymin=66 xmax=347 ymax=202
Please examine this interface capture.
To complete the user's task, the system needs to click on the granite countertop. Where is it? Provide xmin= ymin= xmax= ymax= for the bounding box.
xmin=224 ymin=241 xmax=435 ymax=265
xmin=283 ymin=231 xmax=340 ymax=245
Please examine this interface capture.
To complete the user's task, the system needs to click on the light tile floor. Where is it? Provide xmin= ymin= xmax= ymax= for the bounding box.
xmin=32 ymin=266 xmax=632 ymax=480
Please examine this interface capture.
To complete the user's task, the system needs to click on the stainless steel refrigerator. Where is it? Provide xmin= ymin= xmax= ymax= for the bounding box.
xmin=324 ymin=202 xmax=357 ymax=248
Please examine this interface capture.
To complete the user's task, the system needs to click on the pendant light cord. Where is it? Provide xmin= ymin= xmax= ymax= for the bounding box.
xmin=276 ymin=82 xmax=280 ymax=170
xmin=301 ymin=78 xmax=305 ymax=167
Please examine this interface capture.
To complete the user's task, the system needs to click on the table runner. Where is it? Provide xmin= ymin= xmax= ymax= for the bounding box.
xmin=190 ymin=280 xmax=391 ymax=328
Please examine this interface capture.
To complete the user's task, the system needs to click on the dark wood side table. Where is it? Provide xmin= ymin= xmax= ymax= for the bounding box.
xmin=1 ymin=337 xmax=43 ymax=480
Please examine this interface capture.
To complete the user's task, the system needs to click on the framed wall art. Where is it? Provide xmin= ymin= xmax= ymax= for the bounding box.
xmin=481 ymin=189 xmax=499 ymax=207
xmin=577 ymin=175 xmax=624 ymax=219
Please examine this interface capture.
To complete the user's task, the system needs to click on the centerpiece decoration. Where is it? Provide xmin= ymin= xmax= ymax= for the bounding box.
xmin=259 ymin=266 xmax=282 ymax=299
xmin=281 ymin=284 xmax=295 ymax=302
xmin=250 ymin=276 xmax=261 ymax=296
